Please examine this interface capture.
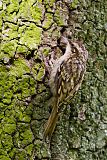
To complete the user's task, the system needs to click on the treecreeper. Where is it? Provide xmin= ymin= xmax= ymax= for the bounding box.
xmin=43 ymin=36 xmax=88 ymax=140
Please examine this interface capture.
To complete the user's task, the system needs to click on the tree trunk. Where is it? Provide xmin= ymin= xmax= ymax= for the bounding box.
xmin=0 ymin=0 xmax=107 ymax=159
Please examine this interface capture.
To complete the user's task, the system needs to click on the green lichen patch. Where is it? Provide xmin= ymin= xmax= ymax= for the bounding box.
xmin=0 ymin=112 xmax=5 ymax=125
xmin=25 ymin=144 xmax=33 ymax=156
xmin=2 ymin=0 xmax=10 ymax=5
xmin=1 ymin=111 xmax=16 ymax=134
xmin=68 ymin=150 xmax=78 ymax=160
xmin=25 ymin=103 xmax=33 ymax=116
xmin=17 ymin=111 xmax=31 ymax=122
xmin=6 ymin=0 xmax=19 ymax=14
xmin=3 ymin=123 xmax=16 ymax=134
xmin=9 ymin=58 xmax=30 ymax=77
xmin=3 ymin=11 xmax=18 ymax=22
xmin=1 ymin=40 xmax=18 ymax=58
xmin=54 ymin=7 xmax=68 ymax=26
xmin=0 ymin=68 xmax=14 ymax=104
xmin=70 ymin=0 xmax=79 ymax=9
xmin=36 ymin=66 xmax=44 ymax=81
xmin=13 ymin=126 xmax=33 ymax=148
xmin=17 ymin=0 xmax=43 ymax=25
xmin=25 ymin=76 xmax=36 ymax=95
xmin=0 ymin=11 xmax=3 ymax=30
xmin=16 ymin=45 xmax=28 ymax=54
xmin=12 ymin=102 xmax=32 ymax=123
xmin=43 ymin=0 xmax=55 ymax=7
xmin=0 ymin=142 xmax=7 ymax=157
xmin=8 ymin=148 xmax=17 ymax=159
xmin=0 ymin=156 xmax=11 ymax=160
xmin=2 ymin=91 xmax=13 ymax=104
xmin=30 ymin=61 xmax=45 ymax=81
xmin=31 ymin=3 xmax=44 ymax=24
xmin=14 ymin=149 xmax=29 ymax=160
xmin=0 ymin=1 xmax=2 ymax=10
xmin=42 ymin=47 xmax=51 ymax=56
xmin=17 ymin=0 xmax=43 ymax=23
xmin=2 ymin=23 xmax=18 ymax=41
xmin=18 ymin=25 xmax=27 ymax=36
xmin=18 ymin=0 xmax=32 ymax=19
xmin=20 ymin=129 xmax=33 ymax=146
xmin=17 ymin=77 xmax=32 ymax=98
xmin=0 ymin=133 xmax=13 ymax=151
xmin=19 ymin=24 xmax=42 ymax=49
xmin=43 ymin=13 xmax=53 ymax=30
xmin=12 ymin=75 xmax=36 ymax=100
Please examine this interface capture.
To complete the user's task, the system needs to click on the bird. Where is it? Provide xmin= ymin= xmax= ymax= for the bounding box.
xmin=43 ymin=36 xmax=88 ymax=140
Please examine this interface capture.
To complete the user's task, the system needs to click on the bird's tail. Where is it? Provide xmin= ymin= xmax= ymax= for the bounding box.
xmin=43 ymin=100 xmax=59 ymax=140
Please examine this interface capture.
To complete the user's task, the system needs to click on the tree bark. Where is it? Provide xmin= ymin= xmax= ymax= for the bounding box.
xmin=0 ymin=0 xmax=107 ymax=159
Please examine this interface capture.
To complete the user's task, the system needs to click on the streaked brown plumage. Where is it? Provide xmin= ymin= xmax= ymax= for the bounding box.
xmin=44 ymin=37 xmax=88 ymax=139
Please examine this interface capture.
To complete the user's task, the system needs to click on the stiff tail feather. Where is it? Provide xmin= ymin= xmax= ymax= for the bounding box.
xmin=44 ymin=101 xmax=59 ymax=139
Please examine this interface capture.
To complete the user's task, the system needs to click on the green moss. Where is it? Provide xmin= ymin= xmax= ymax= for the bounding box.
xmin=19 ymin=24 xmax=42 ymax=49
xmin=42 ymin=0 xmax=55 ymax=13
xmin=9 ymin=146 xmax=33 ymax=159
xmin=49 ymin=0 xmax=56 ymax=6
